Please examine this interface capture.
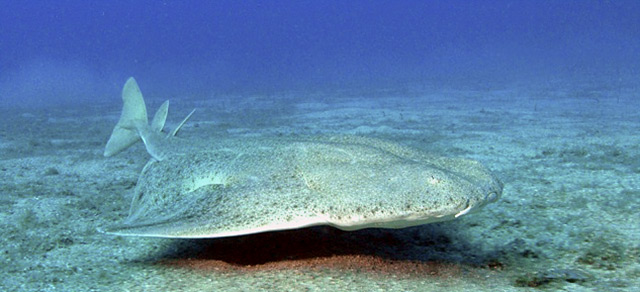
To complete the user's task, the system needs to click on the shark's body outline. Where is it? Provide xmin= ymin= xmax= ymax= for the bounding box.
xmin=102 ymin=77 xmax=503 ymax=238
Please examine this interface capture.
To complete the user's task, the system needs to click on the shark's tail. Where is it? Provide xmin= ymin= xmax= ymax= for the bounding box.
xmin=104 ymin=77 xmax=170 ymax=158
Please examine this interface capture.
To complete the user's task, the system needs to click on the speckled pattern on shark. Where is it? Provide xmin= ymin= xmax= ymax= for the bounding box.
xmin=102 ymin=78 xmax=503 ymax=238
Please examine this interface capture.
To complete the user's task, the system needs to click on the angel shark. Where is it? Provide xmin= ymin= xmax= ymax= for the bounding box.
xmin=102 ymin=77 xmax=502 ymax=238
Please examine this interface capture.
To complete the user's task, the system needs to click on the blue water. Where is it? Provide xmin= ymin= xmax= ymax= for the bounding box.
xmin=1 ymin=0 xmax=639 ymax=107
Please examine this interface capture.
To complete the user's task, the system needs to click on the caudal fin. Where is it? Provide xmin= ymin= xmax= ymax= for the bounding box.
xmin=104 ymin=77 xmax=168 ymax=157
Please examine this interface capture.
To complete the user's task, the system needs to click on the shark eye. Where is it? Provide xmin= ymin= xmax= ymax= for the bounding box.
xmin=486 ymin=192 xmax=499 ymax=202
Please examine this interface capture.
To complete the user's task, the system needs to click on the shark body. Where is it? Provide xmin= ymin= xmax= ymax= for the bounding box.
xmin=102 ymin=77 xmax=502 ymax=238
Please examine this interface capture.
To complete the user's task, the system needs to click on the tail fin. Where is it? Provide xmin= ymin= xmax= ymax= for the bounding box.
xmin=104 ymin=77 xmax=168 ymax=157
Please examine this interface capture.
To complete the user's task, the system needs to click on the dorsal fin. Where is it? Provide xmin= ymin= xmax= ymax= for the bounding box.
xmin=151 ymin=101 xmax=169 ymax=132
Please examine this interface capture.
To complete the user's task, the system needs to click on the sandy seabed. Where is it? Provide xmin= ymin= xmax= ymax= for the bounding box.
xmin=1 ymin=81 xmax=638 ymax=291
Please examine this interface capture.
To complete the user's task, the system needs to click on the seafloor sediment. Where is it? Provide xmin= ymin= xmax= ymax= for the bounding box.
xmin=1 ymin=83 xmax=638 ymax=291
